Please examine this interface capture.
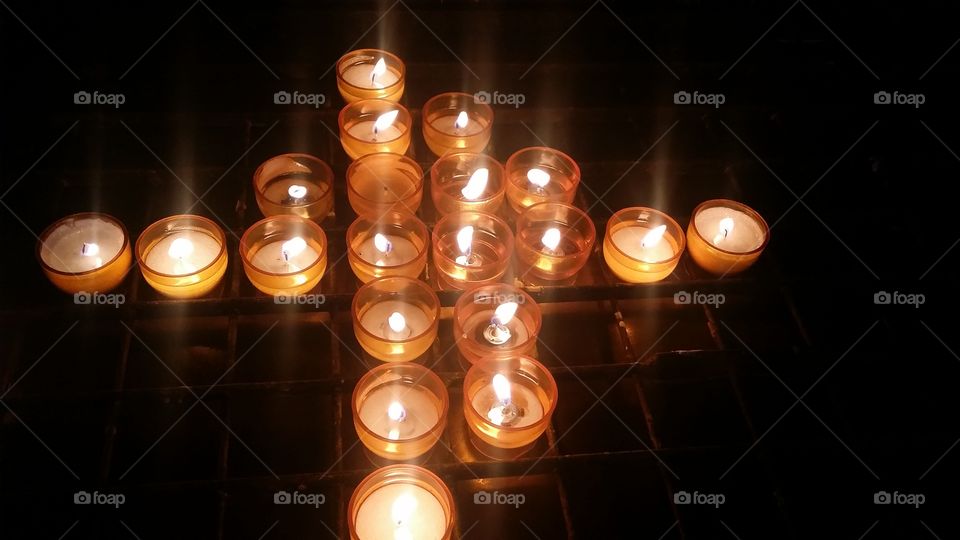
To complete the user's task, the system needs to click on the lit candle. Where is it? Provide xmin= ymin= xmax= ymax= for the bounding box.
xmin=38 ymin=213 xmax=132 ymax=294
xmin=460 ymin=168 xmax=489 ymax=201
xmin=453 ymin=284 xmax=541 ymax=365
xmin=355 ymin=233 xmax=419 ymax=267
xmin=351 ymin=468 xmax=453 ymax=540
xmin=340 ymin=100 xmax=412 ymax=160
xmin=421 ymin=92 xmax=493 ymax=155
xmin=253 ymin=153 xmax=334 ymax=221
xmin=430 ymin=154 xmax=506 ymax=215
xmin=337 ymin=49 xmax=405 ymax=103
xmin=505 ymin=147 xmax=580 ymax=212
xmin=137 ymin=215 xmax=228 ymax=299
xmin=602 ymin=207 xmax=684 ymax=283
xmin=432 ymin=212 xmax=514 ymax=289
xmin=687 ymin=199 xmax=770 ymax=275
xmin=347 ymin=213 xmax=429 ymax=283
xmin=240 ymin=216 xmax=327 ymax=296
xmin=353 ymin=276 xmax=440 ymax=362
xmin=454 ymin=226 xmax=477 ymax=267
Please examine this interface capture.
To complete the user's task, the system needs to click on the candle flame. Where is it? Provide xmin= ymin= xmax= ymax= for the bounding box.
xmin=527 ymin=168 xmax=551 ymax=188
xmin=640 ymin=225 xmax=667 ymax=249
xmin=454 ymin=111 xmax=469 ymax=130
xmin=373 ymin=110 xmax=400 ymax=134
xmin=460 ymin=168 xmax=489 ymax=200
xmin=456 ymin=226 xmax=474 ymax=255
xmin=388 ymin=311 xmax=406 ymax=333
xmin=281 ymin=236 xmax=307 ymax=261
xmin=374 ymin=233 xmax=392 ymax=254
xmin=387 ymin=401 xmax=405 ymax=422
xmin=493 ymin=301 xmax=518 ymax=326
xmin=287 ymin=184 xmax=307 ymax=199
xmin=718 ymin=217 xmax=734 ymax=237
xmin=492 ymin=373 xmax=512 ymax=403
xmin=541 ymin=228 xmax=562 ymax=251
xmin=371 ymin=57 xmax=387 ymax=83
xmin=81 ymin=242 xmax=100 ymax=257
xmin=168 ymin=237 xmax=194 ymax=259
xmin=391 ymin=492 xmax=418 ymax=527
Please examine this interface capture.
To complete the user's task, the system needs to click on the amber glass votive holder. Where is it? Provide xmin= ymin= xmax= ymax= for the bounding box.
xmin=430 ymin=153 xmax=505 ymax=216
xmin=348 ymin=464 xmax=456 ymax=540
xmin=239 ymin=215 xmax=327 ymax=297
xmin=339 ymin=99 xmax=412 ymax=160
xmin=431 ymin=211 xmax=514 ymax=290
xmin=136 ymin=215 xmax=228 ymax=299
xmin=686 ymin=199 xmax=770 ymax=275
xmin=453 ymin=284 xmax=542 ymax=365
xmin=352 ymin=362 xmax=449 ymax=461
xmin=37 ymin=212 xmax=132 ymax=294
xmin=252 ymin=153 xmax=334 ymax=221
xmin=505 ymin=146 xmax=581 ymax=213
xmin=336 ymin=48 xmax=406 ymax=103
xmin=516 ymin=202 xmax=596 ymax=281
xmin=352 ymin=276 xmax=440 ymax=362
xmin=463 ymin=355 xmax=558 ymax=456
xmin=602 ymin=207 xmax=684 ymax=283
xmin=347 ymin=153 xmax=424 ymax=216
xmin=421 ymin=92 xmax=494 ymax=156
xmin=347 ymin=212 xmax=429 ymax=283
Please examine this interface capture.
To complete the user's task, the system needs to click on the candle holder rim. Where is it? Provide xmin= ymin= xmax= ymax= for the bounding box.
xmin=689 ymin=198 xmax=770 ymax=256
xmin=239 ymin=215 xmax=328 ymax=277
xmin=347 ymin=463 xmax=456 ymax=540
xmin=516 ymin=201 xmax=597 ymax=260
xmin=432 ymin=210 xmax=515 ymax=271
xmin=429 ymin=152 xmax=506 ymax=204
xmin=346 ymin=211 xmax=429 ymax=270
xmin=336 ymin=48 xmax=406 ymax=93
xmin=338 ymin=99 xmax=412 ymax=144
xmin=352 ymin=276 xmax=441 ymax=344
xmin=505 ymin=145 xmax=582 ymax=188
xmin=346 ymin=152 xmax=425 ymax=205
xmin=135 ymin=214 xmax=228 ymax=279
xmin=351 ymin=362 xmax=450 ymax=445
xmin=465 ymin=354 xmax=558 ymax=434
xmin=421 ymin=91 xmax=494 ymax=137
xmin=252 ymin=152 xmax=333 ymax=207
xmin=37 ymin=212 xmax=131 ymax=277
xmin=605 ymin=206 xmax=685 ymax=265
xmin=454 ymin=283 xmax=543 ymax=349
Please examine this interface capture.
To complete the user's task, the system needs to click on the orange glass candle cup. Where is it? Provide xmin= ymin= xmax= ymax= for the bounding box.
xmin=347 ymin=212 xmax=429 ymax=283
xmin=136 ymin=215 xmax=228 ymax=299
xmin=239 ymin=215 xmax=327 ymax=297
xmin=348 ymin=464 xmax=456 ymax=540
xmin=253 ymin=153 xmax=334 ymax=221
xmin=352 ymin=276 xmax=440 ymax=362
xmin=339 ymin=100 xmax=412 ymax=160
xmin=516 ymin=202 xmax=596 ymax=281
xmin=37 ymin=212 xmax=132 ymax=294
xmin=347 ymin=153 xmax=424 ymax=216
xmin=686 ymin=199 xmax=770 ymax=275
xmin=431 ymin=211 xmax=514 ymax=290
xmin=352 ymin=362 xmax=449 ymax=461
xmin=602 ymin=207 xmax=684 ymax=283
xmin=463 ymin=355 xmax=558 ymax=453
xmin=421 ymin=92 xmax=494 ymax=156
xmin=453 ymin=284 xmax=541 ymax=365
xmin=430 ymin=153 xmax=505 ymax=216
xmin=336 ymin=48 xmax=406 ymax=103
xmin=505 ymin=146 xmax=581 ymax=213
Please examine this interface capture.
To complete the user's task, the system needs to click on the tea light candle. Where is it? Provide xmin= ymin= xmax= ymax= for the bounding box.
xmin=240 ymin=216 xmax=327 ymax=296
xmin=346 ymin=153 xmax=424 ymax=216
xmin=253 ymin=153 xmax=334 ymax=221
xmin=453 ymin=284 xmax=541 ymax=365
xmin=515 ymin=202 xmax=596 ymax=280
xmin=505 ymin=147 xmax=581 ymax=213
xmin=339 ymin=100 xmax=412 ymax=160
xmin=687 ymin=199 xmax=770 ymax=275
xmin=37 ymin=213 xmax=132 ymax=294
xmin=463 ymin=355 xmax=557 ymax=454
xmin=352 ymin=276 xmax=440 ymax=362
xmin=353 ymin=362 xmax=448 ymax=460
xmin=431 ymin=211 xmax=514 ymax=290
xmin=602 ymin=207 xmax=684 ymax=283
xmin=348 ymin=212 xmax=428 ymax=283
xmin=136 ymin=215 xmax=228 ymax=299
xmin=421 ymin=92 xmax=493 ymax=156
xmin=430 ymin=153 xmax=506 ymax=216
xmin=336 ymin=49 xmax=405 ymax=103
xmin=348 ymin=465 xmax=455 ymax=540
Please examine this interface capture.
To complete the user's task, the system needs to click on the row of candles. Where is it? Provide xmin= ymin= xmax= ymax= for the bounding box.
xmin=34 ymin=48 xmax=769 ymax=540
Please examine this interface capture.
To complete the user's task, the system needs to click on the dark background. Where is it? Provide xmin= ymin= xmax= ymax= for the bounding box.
xmin=1 ymin=1 xmax=958 ymax=538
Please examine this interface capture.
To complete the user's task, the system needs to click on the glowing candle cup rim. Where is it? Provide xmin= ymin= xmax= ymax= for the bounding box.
xmin=690 ymin=198 xmax=770 ymax=256
xmin=37 ymin=212 xmax=130 ymax=277
xmin=336 ymin=48 xmax=406 ymax=92
xmin=351 ymin=363 xmax=450 ymax=445
xmin=338 ymin=99 xmax=411 ymax=145
xmin=433 ymin=211 xmax=514 ymax=271
xmin=466 ymin=355 xmax=558 ymax=434
xmin=252 ymin=153 xmax=333 ymax=207
xmin=352 ymin=276 xmax=441 ymax=345
xmin=239 ymin=215 xmax=328 ymax=277
xmin=347 ymin=464 xmax=456 ymax=540
xmin=136 ymin=214 xmax=227 ymax=279
xmin=605 ymin=207 xmax=685 ymax=265
xmin=347 ymin=212 xmax=428 ymax=270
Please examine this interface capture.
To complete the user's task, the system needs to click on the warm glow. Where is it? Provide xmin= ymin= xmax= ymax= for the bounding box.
xmin=373 ymin=110 xmax=400 ymax=134
xmin=527 ymin=168 xmax=551 ymax=188
xmin=374 ymin=233 xmax=392 ymax=254
xmin=456 ymin=225 xmax=474 ymax=255
xmin=541 ymin=228 xmax=562 ymax=251
xmin=387 ymin=401 xmax=405 ymax=422
xmin=460 ymin=168 xmax=489 ymax=200
xmin=493 ymin=301 xmax=519 ymax=325
xmin=81 ymin=242 xmax=100 ymax=257
xmin=168 ymin=237 xmax=194 ymax=259
xmin=371 ymin=57 xmax=387 ymax=83
xmin=391 ymin=492 xmax=418 ymax=527
xmin=719 ymin=217 xmax=735 ymax=237
xmin=388 ymin=311 xmax=407 ymax=333
xmin=640 ymin=225 xmax=667 ymax=249
xmin=454 ymin=111 xmax=469 ymax=130
xmin=492 ymin=373 xmax=512 ymax=403
xmin=287 ymin=184 xmax=307 ymax=199
xmin=281 ymin=237 xmax=307 ymax=261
